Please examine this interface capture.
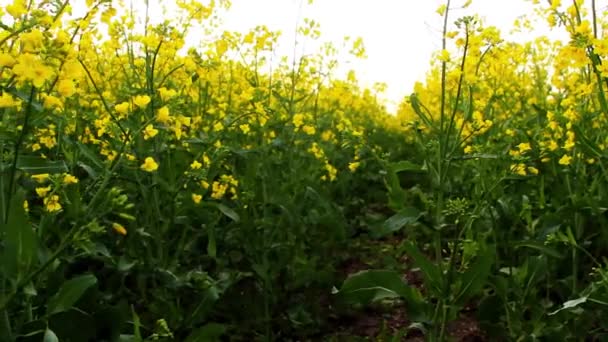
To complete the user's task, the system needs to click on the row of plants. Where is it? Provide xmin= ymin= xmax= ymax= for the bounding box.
xmin=0 ymin=0 xmax=409 ymax=340
xmin=4 ymin=0 xmax=608 ymax=340
xmin=332 ymin=0 xmax=608 ymax=341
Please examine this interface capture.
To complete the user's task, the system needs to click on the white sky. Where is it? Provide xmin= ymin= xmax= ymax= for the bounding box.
xmin=38 ymin=0 xmax=570 ymax=112
xmin=219 ymin=0 xmax=567 ymax=112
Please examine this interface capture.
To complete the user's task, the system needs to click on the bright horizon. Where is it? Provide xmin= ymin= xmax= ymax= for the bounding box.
xmin=219 ymin=0 xmax=569 ymax=113
xmin=65 ymin=0 xmax=570 ymax=113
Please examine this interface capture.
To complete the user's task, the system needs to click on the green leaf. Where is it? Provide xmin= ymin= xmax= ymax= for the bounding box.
xmin=403 ymin=242 xmax=443 ymax=296
xmin=390 ymin=161 xmax=425 ymax=173
xmin=333 ymin=270 xmax=424 ymax=311
xmin=409 ymin=93 xmax=434 ymax=128
xmin=15 ymin=155 xmax=68 ymax=174
xmin=0 ymin=190 xmax=37 ymax=282
xmin=373 ymin=207 xmax=422 ymax=238
xmin=77 ymin=142 xmax=105 ymax=172
xmin=549 ymin=296 xmax=587 ymax=315
xmin=76 ymin=161 xmax=98 ymax=179
xmin=215 ymin=203 xmax=239 ymax=222
xmin=43 ymin=329 xmax=59 ymax=342
xmin=5 ymin=86 xmax=43 ymax=112
xmin=572 ymin=125 xmax=602 ymax=158
xmin=47 ymin=274 xmax=97 ymax=315
xmin=184 ymin=323 xmax=227 ymax=342
xmin=514 ymin=241 xmax=563 ymax=259
xmin=131 ymin=306 xmax=142 ymax=340
xmin=383 ymin=163 xmax=407 ymax=211
xmin=116 ymin=256 xmax=136 ymax=272
xmin=454 ymin=246 xmax=495 ymax=305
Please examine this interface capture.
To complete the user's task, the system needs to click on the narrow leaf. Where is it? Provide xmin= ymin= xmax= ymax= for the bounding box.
xmin=15 ymin=155 xmax=68 ymax=174
xmin=47 ymin=274 xmax=97 ymax=315
xmin=0 ymin=190 xmax=37 ymax=281
xmin=216 ymin=203 xmax=239 ymax=222
xmin=184 ymin=323 xmax=227 ymax=342
xmin=403 ymin=242 xmax=443 ymax=295
xmin=334 ymin=269 xmax=423 ymax=307
xmin=549 ymin=296 xmax=588 ymax=315
xmin=454 ymin=246 xmax=495 ymax=305
xmin=373 ymin=207 xmax=422 ymax=238
xmin=43 ymin=329 xmax=59 ymax=342
xmin=514 ymin=241 xmax=563 ymax=259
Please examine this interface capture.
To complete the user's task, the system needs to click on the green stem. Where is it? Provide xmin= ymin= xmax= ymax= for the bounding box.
xmin=4 ymin=86 xmax=35 ymax=223
xmin=0 ymin=224 xmax=80 ymax=312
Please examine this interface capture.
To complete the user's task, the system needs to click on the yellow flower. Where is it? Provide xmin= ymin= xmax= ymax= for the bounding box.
xmin=325 ymin=163 xmax=337 ymax=181
xmin=6 ymin=2 xmax=27 ymax=18
xmin=140 ymin=157 xmax=159 ymax=172
xmin=509 ymin=150 xmax=521 ymax=157
xmin=0 ymin=92 xmax=19 ymax=108
xmin=143 ymin=124 xmax=158 ymax=140
xmin=239 ymin=124 xmax=250 ymax=134
xmin=302 ymin=125 xmax=316 ymax=135
xmin=158 ymin=87 xmax=177 ymax=102
xmin=190 ymin=160 xmax=202 ymax=169
xmin=44 ymin=195 xmax=62 ymax=212
xmin=156 ymin=106 xmax=171 ymax=123
xmin=23 ymin=200 xmax=29 ymax=212
xmin=115 ymin=102 xmax=130 ymax=115
xmin=438 ymin=49 xmax=450 ymax=62
xmin=31 ymin=173 xmax=50 ymax=183
xmin=211 ymin=181 xmax=228 ymax=199
xmin=548 ymin=140 xmax=559 ymax=151
xmin=0 ymin=53 xmax=15 ymax=67
xmin=436 ymin=4 xmax=447 ymax=16
xmin=517 ymin=142 xmax=531 ymax=153
xmin=57 ymin=79 xmax=76 ymax=97
xmin=348 ymin=161 xmax=360 ymax=172
xmin=133 ymin=95 xmax=151 ymax=109
xmin=511 ymin=163 xmax=527 ymax=176
xmin=558 ymin=154 xmax=572 ymax=166
xmin=527 ymin=166 xmax=539 ymax=175
xmin=213 ymin=122 xmax=224 ymax=132
xmin=112 ymin=222 xmax=127 ymax=236
xmin=63 ymin=174 xmax=79 ymax=185
xmin=292 ymin=113 xmax=305 ymax=128
xmin=192 ymin=193 xmax=202 ymax=204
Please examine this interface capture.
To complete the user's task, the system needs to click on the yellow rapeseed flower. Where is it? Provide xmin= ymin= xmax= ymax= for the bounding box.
xmin=133 ymin=95 xmax=151 ymax=109
xmin=192 ymin=193 xmax=202 ymax=204
xmin=36 ymin=186 xmax=51 ymax=198
xmin=112 ymin=222 xmax=127 ymax=235
xmin=115 ymin=102 xmax=130 ymax=115
xmin=156 ymin=106 xmax=171 ymax=123
xmin=190 ymin=160 xmax=202 ymax=169
xmin=558 ymin=154 xmax=572 ymax=165
xmin=0 ymin=93 xmax=19 ymax=108
xmin=143 ymin=124 xmax=158 ymax=140
xmin=57 ymin=79 xmax=76 ymax=97
xmin=517 ymin=142 xmax=532 ymax=153
xmin=528 ymin=166 xmax=539 ymax=175
xmin=140 ymin=157 xmax=159 ymax=172
xmin=63 ymin=174 xmax=79 ymax=185
xmin=31 ymin=173 xmax=50 ymax=183
xmin=44 ymin=195 xmax=62 ymax=212
xmin=239 ymin=124 xmax=250 ymax=134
